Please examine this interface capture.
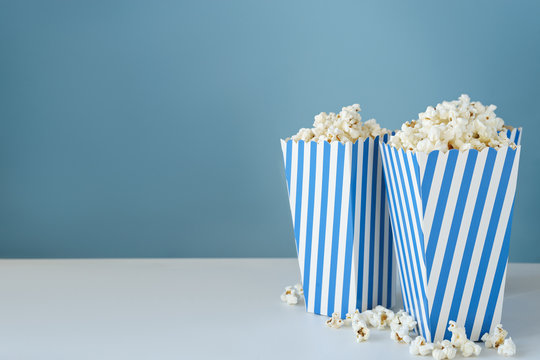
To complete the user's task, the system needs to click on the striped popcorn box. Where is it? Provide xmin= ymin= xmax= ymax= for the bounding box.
xmin=379 ymin=128 xmax=522 ymax=342
xmin=280 ymin=135 xmax=395 ymax=318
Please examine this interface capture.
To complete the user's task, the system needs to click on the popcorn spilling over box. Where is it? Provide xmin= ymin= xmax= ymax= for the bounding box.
xmin=380 ymin=95 xmax=522 ymax=342
xmin=281 ymin=104 xmax=396 ymax=317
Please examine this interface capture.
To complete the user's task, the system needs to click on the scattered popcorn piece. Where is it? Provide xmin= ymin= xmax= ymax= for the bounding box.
xmin=280 ymin=286 xmax=299 ymax=305
xmin=346 ymin=309 xmax=368 ymax=328
xmin=481 ymin=324 xmax=508 ymax=349
xmin=353 ymin=319 xmax=370 ymax=342
xmin=325 ymin=312 xmax=344 ymax=329
xmin=294 ymin=283 xmax=303 ymax=296
xmin=448 ymin=321 xmax=468 ymax=348
xmin=432 ymin=340 xmax=457 ymax=360
xmin=460 ymin=340 xmax=482 ymax=357
xmin=389 ymin=94 xmax=516 ymax=153
xmin=391 ymin=325 xmax=412 ymax=344
xmin=497 ymin=338 xmax=516 ymax=357
xmin=365 ymin=305 xmax=395 ymax=329
xmin=410 ymin=336 xmax=434 ymax=356
xmin=390 ymin=309 xmax=417 ymax=331
xmin=288 ymin=104 xmax=391 ymax=144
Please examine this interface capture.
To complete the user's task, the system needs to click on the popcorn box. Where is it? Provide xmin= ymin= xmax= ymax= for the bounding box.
xmin=379 ymin=128 xmax=522 ymax=342
xmin=281 ymin=135 xmax=396 ymax=318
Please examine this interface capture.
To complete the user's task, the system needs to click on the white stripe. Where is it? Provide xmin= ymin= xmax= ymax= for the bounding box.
xmin=456 ymin=149 xmax=507 ymax=325
xmin=280 ymin=140 xmax=287 ymax=170
xmin=289 ymin=142 xmax=298 ymax=225
xmin=297 ymin=143 xmax=311 ymax=282
xmin=307 ymin=143 xmax=324 ymax=313
xmin=320 ymin=143 xmax=339 ymax=315
xmin=334 ymin=144 xmax=352 ymax=313
xmin=352 ymin=142 xmax=365 ymax=310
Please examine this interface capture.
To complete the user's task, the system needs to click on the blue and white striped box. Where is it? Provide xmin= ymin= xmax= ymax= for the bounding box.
xmin=379 ymin=128 xmax=522 ymax=342
xmin=281 ymin=135 xmax=395 ymax=318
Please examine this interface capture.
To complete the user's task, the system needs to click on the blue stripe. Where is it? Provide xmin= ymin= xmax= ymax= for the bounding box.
xmin=393 ymin=148 xmax=429 ymax=338
xmin=421 ymin=152 xmax=438 ymax=216
xmin=285 ymin=141 xmax=292 ymax=193
xmin=367 ymin=140 xmax=379 ymax=309
xmin=426 ymin=150 xmax=459 ymax=278
xmin=302 ymin=142 xmax=318 ymax=308
xmin=293 ymin=141 xmax=305 ymax=248
xmin=314 ymin=142 xmax=331 ymax=314
xmin=465 ymin=149 xmax=516 ymax=337
xmin=386 ymin=223 xmax=393 ymax=308
xmin=480 ymin=204 xmax=514 ymax=336
xmin=514 ymin=130 xmax=520 ymax=146
xmin=341 ymin=143 xmax=358 ymax=315
xmin=356 ymin=140 xmax=370 ymax=309
xmin=378 ymin=146 xmax=386 ymax=306
xmin=446 ymin=149 xmax=497 ymax=334
xmin=429 ymin=151 xmax=478 ymax=339
xmin=327 ymin=144 xmax=345 ymax=315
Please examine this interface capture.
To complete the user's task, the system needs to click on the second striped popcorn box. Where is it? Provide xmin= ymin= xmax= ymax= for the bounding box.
xmin=281 ymin=135 xmax=395 ymax=318
xmin=380 ymin=128 xmax=522 ymax=342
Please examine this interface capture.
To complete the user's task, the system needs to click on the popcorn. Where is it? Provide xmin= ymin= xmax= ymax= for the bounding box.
xmin=497 ymin=338 xmax=516 ymax=357
xmin=288 ymin=104 xmax=391 ymax=144
xmin=410 ymin=336 xmax=434 ymax=356
xmin=481 ymin=324 xmax=509 ymax=349
xmin=460 ymin=340 xmax=482 ymax=357
xmin=346 ymin=309 xmax=367 ymax=328
xmin=390 ymin=325 xmax=412 ymax=344
xmin=280 ymin=285 xmax=300 ymax=305
xmin=447 ymin=321 xmax=481 ymax=357
xmin=353 ymin=319 xmax=370 ymax=342
xmin=294 ymin=283 xmax=303 ymax=296
xmin=389 ymin=94 xmax=516 ymax=153
xmin=325 ymin=312 xmax=344 ymax=329
xmin=365 ymin=305 xmax=395 ymax=329
xmin=447 ymin=321 xmax=468 ymax=348
xmin=432 ymin=340 xmax=457 ymax=360
xmin=390 ymin=309 xmax=417 ymax=331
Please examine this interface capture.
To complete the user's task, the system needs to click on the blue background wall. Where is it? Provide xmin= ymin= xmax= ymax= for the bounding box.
xmin=1 ymin=0 xmax=539 ymax=260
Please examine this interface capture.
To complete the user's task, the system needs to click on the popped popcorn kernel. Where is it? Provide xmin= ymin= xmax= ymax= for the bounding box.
xmin=346 ymin=309 xmax=368 ymax=328
xmin=448 ymin=321 xmax=468 ymax=348
xmin=481 ymin=324 xmax=508 ymax=349
xmin=460 ymin=340 xmax=482 ymax=357
xmin=365 ymin=305 xmax=395 ymax=329
xmin=410 ymin=336 xmax=434 ymax=356
xmin=280 ymin=285 xmax=300 ymax=305
xmin=353 ymin=319 xmax=370 ymax=342
xmin=390 ymin=309 xmax=417 ymax=331
xmin=288 ymin=104 xmax=391 ymax=144
xmin=294 ymin=283 xmax=303 ymax=296
xmin=497 ymin=338 xmax=516 ymax=357
xmin=325 ymin=312 xmax=344 ymax=329
xmin=390 ymin=94 xmax=516 ymax=153
xmin=390 ymin=325 xmax=412 ymax=344
xmin=432 ymin=340 xmax=457 ymax=360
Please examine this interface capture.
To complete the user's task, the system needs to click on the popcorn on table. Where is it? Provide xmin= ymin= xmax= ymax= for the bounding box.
xmin=288 ymin=104 xmax=391 ymax=144
xmin=294 ymin=283 xmax=303 ymax=296
xmin=389 ymin=94 xmax=516 ymax=153
xmin=410 ymin=336 xmax=434 ymax=356
xmin=482 ymin=324 xmax=516 ymax=356
xmin=447 ymin=321 xmax=481 ymax=357
xmin=432 ymin=340 xmax=457 ymax=360
xmin=280 ymin=285 xmax=300 ymax=305
xmin=390 ymin=325 xmax=412 ymax=344
xmin=481 ymin=324 xmax=509 ymax=349
xmin=497 ymin=338 xmax=516 ymax=357
xmin=353 ymin=320 xmax=370 ymax=342
xmin=326 ymin=312 xmax=344 ymax=329
xmin=365 ymin=305 xmax=395 ymax=329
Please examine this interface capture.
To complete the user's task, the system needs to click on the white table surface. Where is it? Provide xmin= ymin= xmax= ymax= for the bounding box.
xmin=0 ymin=259 xmax=538 ymax=359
